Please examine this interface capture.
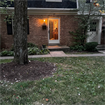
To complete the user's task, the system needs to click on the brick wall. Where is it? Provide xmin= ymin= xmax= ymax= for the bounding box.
xmin=0 ymin=15 xmax=13 ymax=50
xmin=0 ymin=14 xmax=78 ymax=49
xmin=28 ymin=15 xmax=78 ymax=46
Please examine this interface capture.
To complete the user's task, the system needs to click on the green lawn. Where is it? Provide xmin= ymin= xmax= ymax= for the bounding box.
xmin=0 ymin=57 xmax=105 ymax=105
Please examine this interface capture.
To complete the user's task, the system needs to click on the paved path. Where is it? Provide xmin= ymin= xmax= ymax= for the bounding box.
xmin=0 ymin=51 xmax=105 ymax=60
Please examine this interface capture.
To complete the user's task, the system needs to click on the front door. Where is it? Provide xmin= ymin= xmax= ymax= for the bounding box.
xmin=48 ymin=18 xmax=60 ymax=44
xmin=87 ymin=21 xmax=99 ymax=43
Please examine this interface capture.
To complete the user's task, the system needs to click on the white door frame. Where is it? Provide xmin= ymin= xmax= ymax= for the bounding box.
xmin=48 ymin=18 xmax=60 ymax=44
xmin=86 ymin=17 xmax=102 ymax=44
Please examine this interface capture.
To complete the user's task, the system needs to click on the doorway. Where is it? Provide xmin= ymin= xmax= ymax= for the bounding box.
xmin=48 ymin=18 xmax=60 ymax=44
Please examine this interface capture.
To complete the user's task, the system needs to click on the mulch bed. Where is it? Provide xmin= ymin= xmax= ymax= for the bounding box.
xmin=0 ymin=61 xmax=56 ymax=82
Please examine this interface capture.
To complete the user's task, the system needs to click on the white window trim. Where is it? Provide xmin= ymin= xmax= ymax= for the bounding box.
xmin=86 ymin=0 xmax=92 ymax=3
xmin=46 ymin=0 xmax=62 ymax=2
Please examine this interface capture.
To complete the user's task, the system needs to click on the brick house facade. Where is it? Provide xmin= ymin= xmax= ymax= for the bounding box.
xmin=0 ymin=0 xmax=104 ymax=50
xmin=0 ymin=0 xmax=78 ymax=49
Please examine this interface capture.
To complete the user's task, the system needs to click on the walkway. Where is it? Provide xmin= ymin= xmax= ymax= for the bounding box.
xmin=0 ymin=51 xmax=105 ymax=60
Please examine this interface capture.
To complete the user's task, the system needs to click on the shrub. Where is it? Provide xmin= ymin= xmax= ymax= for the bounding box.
xmin=41 ymin=48 xmax=50 ymax=54
xmin=1 ymin=42 xmax=50 ymax=56
xmin=28 ymin=47 xmax=50 ymax=55
xmin=27 ymin=43 xmax=37 ymax=47
xmin=28 ymin=47 xmax=41 ymax=55
xmin=70 ymin=45 xmax=85 ymax=51
xmin=0 ymin=50 xmax=14 ymax=56
xmin=85 ymin=42 xmax=98 ymax=51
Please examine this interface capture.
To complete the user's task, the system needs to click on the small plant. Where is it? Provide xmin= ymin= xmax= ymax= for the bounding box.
xmin=0 ymin=50 xmax=14 ymax=56
xmin=41 ymin=48 xmax=50 ymax=54
xmin=42 ymin=44 xmax=46 ymax=48
xmin=85 ymin=42 xmax=98 ymax=52
xmin=70 ymin=45 xmax=85 ymax=51
xmin=27 ymin=43 xmax=37 ymax=47
xmin=28 ymin=47 xmax=41 ymax=55
xmin=28 ymin=47 xmax=50 ymax=55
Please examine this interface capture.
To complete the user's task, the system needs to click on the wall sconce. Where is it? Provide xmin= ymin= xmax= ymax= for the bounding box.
xmin=42 ymin=19 xmax=47 ymax=30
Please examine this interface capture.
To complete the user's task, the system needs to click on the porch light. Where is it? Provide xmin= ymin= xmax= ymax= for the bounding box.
xmin=42 ymin=19 xmax=47 ymax=30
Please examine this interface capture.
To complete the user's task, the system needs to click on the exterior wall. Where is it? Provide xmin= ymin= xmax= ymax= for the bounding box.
xmin=0 ymin=15 xmax=13 ymax=50
xmin=0 ymin=14 xmax=78 ymax=49
xmin=28 ymin=15 xmax=78 ymax=47
xmin=101 ymin=18 xmax=105 ymax=44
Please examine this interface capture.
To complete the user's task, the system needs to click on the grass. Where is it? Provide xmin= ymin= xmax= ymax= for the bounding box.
xmin=0 ymin=57 xmax=105 ymax=105
xmin=65 ymin=51 xmax=102 ymax=54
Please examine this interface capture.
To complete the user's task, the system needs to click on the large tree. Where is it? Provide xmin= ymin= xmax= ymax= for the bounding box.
xmin=13 ymin=0 xmax=28 ymax=64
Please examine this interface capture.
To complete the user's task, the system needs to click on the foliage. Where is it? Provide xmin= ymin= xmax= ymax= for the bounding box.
xmin=27 ymin=43 xmax=37 ymax=48
xmin=0 ymin=50 xmax=14 ymax=56
xmin=69 ymin=0 xmax=103 ymax=51
xmin=28 ymin=47 xmax=50 ymax=55
xmin=70 ymin=45 xmax=85 ymax=52
xmin=0 ymin=42 xmax=50 ymax=56
xmin=0 ymin=48 xmax=50 ymax=56
xmin=69 ymin=26 xmax=88 ymax=46
xmin=41 ymin=48 xmax=50 ymax=54
xmin=28 ymin=47 xmax=42 ymax=55
xmin=0 ymin=57 xmax=105 ymax=105
xmin=85 ymin=42 xmax=98 ymax=52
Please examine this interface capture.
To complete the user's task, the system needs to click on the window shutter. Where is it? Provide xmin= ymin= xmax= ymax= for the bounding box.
xmin=27 ymin=19 xmax=29 ymax=35
xmin=7 ymin=19 xmax=12 ymax=35
xmin=86 ymin=0 xmax=90 ymax=3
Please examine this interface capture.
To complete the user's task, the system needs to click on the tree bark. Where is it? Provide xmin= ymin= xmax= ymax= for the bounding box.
xmin=14 ymin=0 xmax=28 ymax=64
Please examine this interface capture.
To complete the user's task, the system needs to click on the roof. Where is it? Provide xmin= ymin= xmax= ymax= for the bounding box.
xmin=2 ymin=0 xmax=77 ymax=9
xmin=27 ymin=0 xmax=77 ymax=8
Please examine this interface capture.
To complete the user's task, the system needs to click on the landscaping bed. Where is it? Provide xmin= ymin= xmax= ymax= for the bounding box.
xmin=0 ymin=57 xmax=105 ymax=105
xmin=0 ymin=60 xmax=56 ymax=82
xmin=0 ymin=43 xmax=50 ymax=56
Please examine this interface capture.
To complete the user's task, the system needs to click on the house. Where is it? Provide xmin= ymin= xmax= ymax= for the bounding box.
xmin=0 ymin=0 xmax=104 ymax=50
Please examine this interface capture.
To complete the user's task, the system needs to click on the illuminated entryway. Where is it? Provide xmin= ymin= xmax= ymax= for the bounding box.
xmin=48 ymin=18 xmax=60 ymax=44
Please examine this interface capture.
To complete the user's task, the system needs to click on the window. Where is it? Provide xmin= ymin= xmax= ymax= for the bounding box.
xmin=86 ymin=0 xmax=92 ymax=3
xmin=7 ymin=18 xmax=13 ymax=35
xmin=7 ymin=18 xmax=29 ymax=35
xmin=46 ymin=0 xmax=62 ymax=2
xmin=90 ymin=21 xmax=96 ymax=31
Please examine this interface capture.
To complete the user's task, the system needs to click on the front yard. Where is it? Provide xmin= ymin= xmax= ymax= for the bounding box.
xmin=0 ymin=57 xmax=105 ymax=105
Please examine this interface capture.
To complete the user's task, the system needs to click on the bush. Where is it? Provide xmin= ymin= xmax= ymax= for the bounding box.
xmin=85 ymin=42 xmax=98 ymax=52
xmin=0 ymin=50 xmax=14 ymax=56
xmin=28 ymin=47 xmax=41 ymax=55
xmin=1 ymin=42 xmax=50 ymax=56
xmin=28 ymin=47 xmax=50 ymax=55
xmin=41 ymin=48 xmax=50 ymax=54
xmin=70 ymin=45 xmax=85 ymax=51
xmin=27 ymin=43 xmax=37 ymax=47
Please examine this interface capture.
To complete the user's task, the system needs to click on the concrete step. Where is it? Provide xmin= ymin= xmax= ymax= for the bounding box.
xmin=96 ymin=44 xmax=105 ymax=50
xmin=47 ymin=45 xmax=70 ymax=52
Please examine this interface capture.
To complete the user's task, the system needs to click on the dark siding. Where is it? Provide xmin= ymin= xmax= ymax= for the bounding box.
xmin=3 ymin=0 xmax=77 ymax=8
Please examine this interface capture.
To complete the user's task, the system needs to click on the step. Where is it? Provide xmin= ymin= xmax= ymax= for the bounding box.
xmin=47 ymin=45 xmax=70 ymax=52
xmin=96 ymin=44 xmax=105 ymax=50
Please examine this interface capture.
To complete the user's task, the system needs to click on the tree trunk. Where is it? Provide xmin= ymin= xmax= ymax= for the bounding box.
xmin=14 ymin=0 xmax=28 ymax=64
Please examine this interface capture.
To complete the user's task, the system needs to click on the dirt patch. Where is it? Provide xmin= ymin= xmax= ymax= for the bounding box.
xmin=0 ymin=60 xmax=56 ymax=82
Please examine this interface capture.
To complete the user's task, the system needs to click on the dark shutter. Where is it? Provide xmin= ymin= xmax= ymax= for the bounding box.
xmin=27 ymin=19 xmax=29 ymax=35
xmin=86 ymin=0 xmax=90 ymax=3
xmin=7 ymin=19 xmax=12 ymax=35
